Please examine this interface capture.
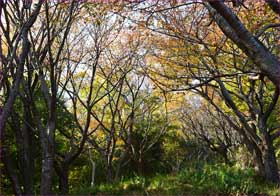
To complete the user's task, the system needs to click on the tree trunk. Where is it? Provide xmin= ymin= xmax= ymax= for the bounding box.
xmin=205 ymin=1 xmax=280 ymax=85
xmin=253 ymin=149 xmax=266 ymax=178
xmin=31 ymin=101 xmax=56 ymax=195
xmin=0 ymin=2 xmax=43 ymax=179
xmin=40 ymin=122 xmax=55 ymax=195
xmin=40 ymin=141 xmax=54 ymax=195
xmin=106 ymin=164 xmax=113 ymax=183
xmin=21 ymin=111 xmax=35 ymax=195
xmin=89 ymin=152 xmax=96 ymax=186
xmin=115 ymin=149 xmax=129 ymax=181
xmin=2 ymin=144 xmax=22 ymax=195
xmin=12 ymin=108 xmax=35 ymax=194
xmin=59 ymin=167 xmax=69 ymax=194
xmin=90 ymin=161 xmax=96 ymax=187
xmin=259 ymin=119 xmax=279 ymax=183
xmin=138 ymin=150 xmax=144 ymax=176
xmin=54 ymin=162 xmax=70 ymax=194
xmin=263 ymin=145 xmax=279 ymax=183
xmin=38 ymin=103 xmax=56 ymax=195
xmin=115 ymin=161 xmax=122 ymax=182
xmin=261 ymin=134 xmax=279 ymax=183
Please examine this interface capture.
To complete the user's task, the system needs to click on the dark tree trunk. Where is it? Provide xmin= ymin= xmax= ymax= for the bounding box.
xmin=12 ymin=107 xmax=35 ymax=194
xmin=115 ymin=144 xmax=131 ymax=181
xmin=39 ymin=121 xmax=55 ymax=194
xmin=206 ymin=1 xmax=280 ymax=86
xmin=0 ymin=3 xmax=42 ymax=194
xmin=115 ymin=159 xmax=123 ymax=182
xmin=2 ymin=144 xmax=22 ymax=195
xmin=54 ymin=161 xmax=70 ymax=194
xmin=106 ymin=164 xmax=113 ymax=183
xmin=253 ymin=149 xmax=266 ymax=178
xmin=263 ymin=145 xmax=279 ymax=183
xmin=259 ymin=119 xmax=279 ymax=183
xmin=21 ymin=105 xmax=35 ymax=194
xmin=35 ymin=96 xmax=56 ymax=195
xmin=31 ymin=107 xmax=55 ymax=195
xmin=40 ymin=148 xmax=54 ymax=194
xmin=59 ymin=167 xmax=69 ymax=194
xmin=0 ymin=34 xmax=30 ymax=192
xmin=40 ymin=132 xmax=55 ymax=195
xmin=258 ymin=118 xmax=279 ymax=183
xmin=243 ymin=136 xmax=266 ymax=178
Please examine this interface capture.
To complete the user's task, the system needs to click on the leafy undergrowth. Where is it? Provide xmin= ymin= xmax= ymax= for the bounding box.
xmin=72 ymin=164 xmax=279 ymax=195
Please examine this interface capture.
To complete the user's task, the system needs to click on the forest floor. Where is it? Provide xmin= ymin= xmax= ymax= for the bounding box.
xmin=72 ymin=163 xmax=279 ymax=195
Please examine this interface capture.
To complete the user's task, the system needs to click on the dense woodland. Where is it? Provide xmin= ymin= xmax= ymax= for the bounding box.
xmin=0 ymin=0 xmax=280 ymax=195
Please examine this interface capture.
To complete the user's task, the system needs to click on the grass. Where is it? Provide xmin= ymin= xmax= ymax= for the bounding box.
xmin=71 ymin=163 xmax=280 ymax=195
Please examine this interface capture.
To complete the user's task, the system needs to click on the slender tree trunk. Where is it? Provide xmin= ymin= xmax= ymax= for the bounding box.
xmin=115 ymin=111 xmax=133 ymax=181
xmin=242 ymin=136 xmax=266 ymax=177
xmin=90 ymin=161 xmax=96 ymax=187
xmin=258 ymin=119 xmax=279 ymax=183
xmin=21 ymin=108 xmax=35 ymax=194
xmin=262 ymin=134 xmax=279 ymax=183
xmin=0 ymin=34 xmax=30 ymax=193
xmin=115 ymin=158 xmax=123 ymax=182
xmin=89 ymin=151 xmax=96 ymax=186
xmin=59 ymin=167 xmax=69 ymax=194
xmin=106 ymin=163 xmax=113 ymax=183
xmin=138 ymin=150 xmax=144 ymax=176
xmin=253 ymin=149 xmax=266 ymax=178
xmin=115 ymin=149 xmax=129 ymax=181
xmin=40 ymin=138 xmax=54 ymax=195
xmin=2 ymin=144 xmax=22 ymax=195
xmin=40 ymin=121 xmax=55 ymax=194
xmin=262 ymin=145 xmax=279 ymax=183
xmin=54 ymin=162 xmax=70 ymax=194
xmin=0 ymin=2 xmax=42 ymax=190
xmin=12 ymin=108 xmax=35 ymax=194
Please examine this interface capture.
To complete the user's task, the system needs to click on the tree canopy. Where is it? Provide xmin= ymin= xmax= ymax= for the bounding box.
xmin=0 ymin=0 xmax=280 ymax=195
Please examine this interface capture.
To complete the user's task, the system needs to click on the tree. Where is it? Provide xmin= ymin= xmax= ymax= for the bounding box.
xmin=0 ymin=1 xmax=44 ymax=194
xmin=180 ymin=102 xmax=240 ymax=164
xmin=136 ymin=0 xmax=280 ymax=183
xmin=1 ymin=1 xmax=280 ymax=194
xmin=204 ymin=1 xmax=280 ymax=86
